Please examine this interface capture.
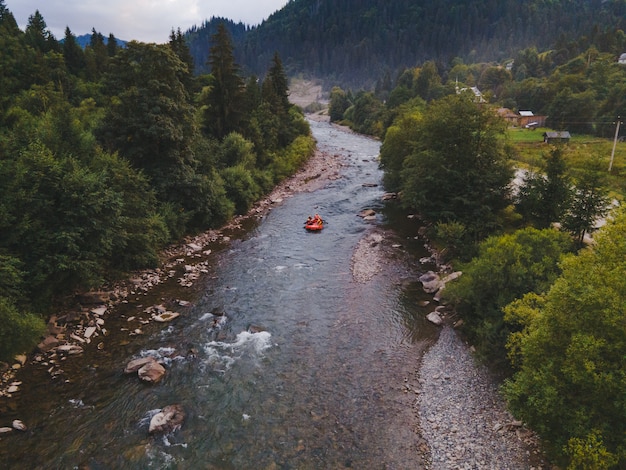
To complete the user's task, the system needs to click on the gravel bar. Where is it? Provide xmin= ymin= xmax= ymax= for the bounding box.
xmin=417 ymin=326 xmax=548 ymax=469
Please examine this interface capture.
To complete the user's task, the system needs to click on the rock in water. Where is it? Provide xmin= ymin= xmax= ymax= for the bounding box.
xmin=149 ymin=404 xmax=185 ymax=434
xmin=138 ymin=360 xmax=166 ymax=384
xmin=12 ymin=419 xmax=27 ymax=431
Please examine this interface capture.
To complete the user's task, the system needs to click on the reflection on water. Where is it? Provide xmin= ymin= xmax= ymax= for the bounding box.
xmin=0 ymin=120 xmax=436 ymax=469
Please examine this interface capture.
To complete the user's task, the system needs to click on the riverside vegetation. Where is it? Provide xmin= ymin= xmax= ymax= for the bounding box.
xmin=329 ymin=26 xmax=626 ymax=470
xmin=2 ymin=0 xmax=626 ymax=467
xmin=0 ymin=7 xmax=313 ymax=365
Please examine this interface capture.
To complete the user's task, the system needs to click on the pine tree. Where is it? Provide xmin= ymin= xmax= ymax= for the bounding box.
xmin=63 ymin=27 xmax=85 ymax=76
xmin=203 ymin=23 xmax=245 ymax=139
xmin=24 ymin=10 xmax=59 ymax=54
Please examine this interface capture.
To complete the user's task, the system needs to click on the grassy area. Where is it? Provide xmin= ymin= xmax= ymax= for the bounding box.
xmin=505 ymin=127 xmax=626 ymax=200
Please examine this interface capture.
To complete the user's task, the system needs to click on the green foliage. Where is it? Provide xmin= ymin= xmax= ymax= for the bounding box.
xmin=218 ymin=132 xmax=256 ymax=169
xmin=343 ymin=91 xmax=385 ymax=136
xmin=443 ymin=227 xmax=572 ymax=366
xmin=202 ymin=23 xmax=246 ymax=139
xmin=328 ymin=86 xmax=351 ymax=122
xmin=0 ymin=297 xmax=46 ymax=362
xmin=566 ymin=430 xmax=618 ymax=470
xmin=515 ymin=147 xmax=572 ymax=228
xmin=378 ymin=106 xmax=422 ymax=191
xmin=502 ymin=209 xmax=626 ymax=466
xmin=187 ymin=0 xmax=626 ymax=89
xmin=399 ymin=93 xmax=513 ymax=241
xmin=562 ymin=157 xmax=610 ymax=247
xmin=220 ymin=165 xmax=261 ymax=214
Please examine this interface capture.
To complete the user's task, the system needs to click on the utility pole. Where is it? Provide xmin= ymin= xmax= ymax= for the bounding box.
xmin=608 ymin=117 xmax=622 ymax=172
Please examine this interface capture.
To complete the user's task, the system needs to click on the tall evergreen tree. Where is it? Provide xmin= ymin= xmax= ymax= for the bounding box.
xmin=203 ymin=23 xmax=245 ymax=139
xmin=85 ymin=28 xmax=108 ymax=80
xmin=169 ymin=28 xmax=195 ymax=92
xmin=264 ymin=52 xmax=290 ymax=112
xmin=107 ymin=33 xmax=119 ymax=57
xmin=62 ymin=27 xmax=85 ymax=76
xmin=24 ymin=10 xmax=58 ymax=54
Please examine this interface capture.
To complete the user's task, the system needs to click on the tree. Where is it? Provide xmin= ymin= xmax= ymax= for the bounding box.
xmin=379 ymin=105 xmax=422 ymax=191
xmin=562 ymin=158 xmax=610 ymax=247
xmin=203 ymin=23 xmax=245 ymax=139
xmin=62 ymin=27 xmax=85 ymax=77
xmin=106 ymin=33 xmax=119 ymax=57
xmin=399 ymin=93 xmax=513 ymax=241
xmin=169 ymin=28 xmax=195 ymax=93
xmin=261 ymin=52 xmax=295 ymax=147
xmin=328 ymin=86 xmax=351 ymax=122
xmin=503 ymin=209 xmax=626 ymax=467
xmin=24 ymin=10 xmax=58 ymax=54
xmin=515 ymin=147 xmax=572 ymax=228
xmin=84 ymin=28 xmax=108 ymax=80
xmin=443 ymin=227 xmax=572 ymax=365
xmin=97 ymin=42 xmax=196 ymax=184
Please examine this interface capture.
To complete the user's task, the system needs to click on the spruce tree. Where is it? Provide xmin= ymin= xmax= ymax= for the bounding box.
xmin=203 ymin=23 xmax=245 ymax=140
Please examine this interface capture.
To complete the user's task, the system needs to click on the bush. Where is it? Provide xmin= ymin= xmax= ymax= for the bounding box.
xmin=0 ymin=297 xmax=46 ymax=362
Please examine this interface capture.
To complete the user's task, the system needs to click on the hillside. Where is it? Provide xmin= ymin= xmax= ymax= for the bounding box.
xmin=185 ymin=0 xmax=625 ymax=88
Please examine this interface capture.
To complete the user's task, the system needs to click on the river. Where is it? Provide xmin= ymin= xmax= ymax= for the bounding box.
xmin=0 ymin=119 xmax=439 ymax=469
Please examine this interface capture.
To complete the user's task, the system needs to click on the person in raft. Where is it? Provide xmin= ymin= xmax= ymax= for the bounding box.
xmin=313 ymin=214 xmax=323 ymax=225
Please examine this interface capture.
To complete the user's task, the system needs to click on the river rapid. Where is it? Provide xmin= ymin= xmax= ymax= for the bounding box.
xmin=0 ymin=119 xmax=440 ymax=469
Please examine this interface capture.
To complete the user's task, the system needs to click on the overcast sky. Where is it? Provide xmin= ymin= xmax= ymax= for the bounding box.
xmin=5 ymin=0 xmax=289 ymax=43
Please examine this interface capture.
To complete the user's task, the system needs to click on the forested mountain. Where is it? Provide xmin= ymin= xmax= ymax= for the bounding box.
xmin=186 ymin=0 xmax=626 ymax=87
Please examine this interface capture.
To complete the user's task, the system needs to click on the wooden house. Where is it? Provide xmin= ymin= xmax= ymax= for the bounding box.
xmin=543 ymin=131 xmax=571 ymax=144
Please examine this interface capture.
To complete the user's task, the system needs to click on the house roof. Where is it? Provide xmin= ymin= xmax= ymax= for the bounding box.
xmin=543 ymin=131 xmax=571 ymax=139
xmin=519 ymin=110 xmax=534 ymax=117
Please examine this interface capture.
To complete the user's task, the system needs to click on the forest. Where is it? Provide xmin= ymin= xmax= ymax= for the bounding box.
xmin=185 ymin=0 xmax=626 ymax=88
xmin=0 ymin=2 xmax=312 ymax=362
xmin=328 ymin=24 xmax=626 ymax=469
xmin=2 ymin=0 xmax=626 ymax=467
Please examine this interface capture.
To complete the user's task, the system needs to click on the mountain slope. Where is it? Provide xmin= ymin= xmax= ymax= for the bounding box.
xmin=186 ymin=0 xmax=626 ymax=87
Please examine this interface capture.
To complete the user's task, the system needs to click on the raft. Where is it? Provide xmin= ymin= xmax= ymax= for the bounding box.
xmin=304 ymin=219 xmax=324 ymax=231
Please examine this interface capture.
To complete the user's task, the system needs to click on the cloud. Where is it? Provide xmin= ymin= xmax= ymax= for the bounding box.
xmin=5 ymin=0 xmax=288 ymax=43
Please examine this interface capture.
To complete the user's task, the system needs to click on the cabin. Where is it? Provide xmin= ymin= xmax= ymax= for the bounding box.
xmin=619 ymin=53 xmax=626 ymax=65
xmin=543 ymin=131 xmax=571 ymax=144
xmin=497 ymin=108 xmax=547 ymax=128
xmin=518 ymin=110 xmax=547 ymax=128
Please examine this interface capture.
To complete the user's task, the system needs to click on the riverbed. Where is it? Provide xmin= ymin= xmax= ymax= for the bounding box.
xmin=0 ymin=118 xmax=546 ymax=469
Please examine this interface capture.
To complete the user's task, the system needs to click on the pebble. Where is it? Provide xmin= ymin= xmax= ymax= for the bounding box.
xmin=417 ymin=326 xmax=546 ymax=469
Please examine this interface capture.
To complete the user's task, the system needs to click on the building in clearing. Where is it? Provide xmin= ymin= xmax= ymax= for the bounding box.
xmin=543 ymin=131 xmax=571 ymax=144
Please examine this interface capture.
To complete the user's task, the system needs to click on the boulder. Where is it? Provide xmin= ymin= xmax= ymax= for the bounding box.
xmin=149 ymin=404 xmax=185 ymax=434
xmin=152 ymin=311 xmax=180 ymax=322
xmin=138 ymin=360 xmax=166 ymax=384
xmin=419 ymin=271 xmax=443 ymax=294
xmin=12 ymin=420 xmax=26 ymax=431
xmin=124 ymin=356 xmax=156 ymax=374
xmin=427 ymin=311 xmax=444 ymax=326
xmin=55 ymin=344 xmax=84 ymax=355
xmin=358 ymin=209 xmax=376 ymax=218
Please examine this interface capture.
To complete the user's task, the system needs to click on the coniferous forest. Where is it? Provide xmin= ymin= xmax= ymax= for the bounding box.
xmin=186 ymin=0 xmax=626 ymax=88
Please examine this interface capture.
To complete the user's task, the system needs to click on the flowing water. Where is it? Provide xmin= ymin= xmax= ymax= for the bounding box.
xmin=0 ymin=120 xmax=439 ymax=469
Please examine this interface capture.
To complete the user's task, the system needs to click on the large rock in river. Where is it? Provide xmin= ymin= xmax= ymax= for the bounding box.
xmin=149 ymin=404 xmax=185 ymax=434
xmin=138 ymin=360 xmax=166 ymax=384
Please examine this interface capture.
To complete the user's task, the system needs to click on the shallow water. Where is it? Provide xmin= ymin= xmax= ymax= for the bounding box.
xmin=0 ymin=120 xmax=438 ymax=469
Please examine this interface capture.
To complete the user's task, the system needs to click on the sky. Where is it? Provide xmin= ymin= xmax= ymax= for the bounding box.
xmin=5 ymin=0 xmax=289 ymax=43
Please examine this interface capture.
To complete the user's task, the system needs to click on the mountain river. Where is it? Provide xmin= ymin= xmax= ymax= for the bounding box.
xmin=0 ymin=119 xmax=441 ymax=469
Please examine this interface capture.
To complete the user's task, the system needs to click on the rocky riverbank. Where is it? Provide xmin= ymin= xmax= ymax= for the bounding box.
xmin=416 ymin=325 xmax=549 ymax=469
xmin=1 ymin=115 xmax=551 ymax=468
xmin=0 ymin=112 xmax=344 ymax=399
